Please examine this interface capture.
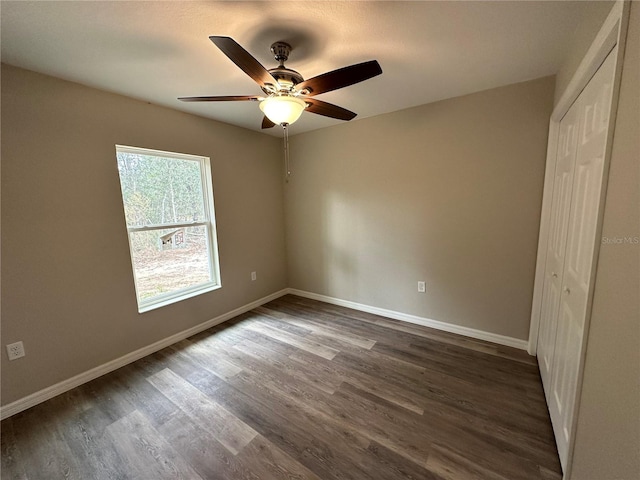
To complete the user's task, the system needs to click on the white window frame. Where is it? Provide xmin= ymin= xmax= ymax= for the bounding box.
xmin=115 ymin=145 xmax=221 ymax=313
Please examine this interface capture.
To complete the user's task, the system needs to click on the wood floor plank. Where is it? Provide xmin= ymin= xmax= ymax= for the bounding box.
xmin=156 ymin=411 xmax=259 ymax=480
xmin=58 ymin=405 xmax=130 ymax=480
xmin=76 ymin=369 xmax=138 ymax=424
xmin=332 ymin=358 xmax=558 ymax=470
xmin=171 ymin=338 xmax=243 ymax=379
xmin=372 ymin=340 xmax=543 ymax=397
xmin=182 ymin=333 xmax=343 ymax=396
xmin=327 ymin=345 xmax=550 ymax=430
xmin=239 ymin=435 xmax=324 ymax=480
xmin=208 ymin=379 xmax=378 ymax=480
xmin=255 ymin=306 xmax=378 ymax=349
xmin=206 ymin=339 xmax=434 ymax=471
xmin=0 ymin=294 xmax=561 ymax=479
xmin=107 ymin=363 xmax=182 ymax=428
xmin=273 ymin=296 xmax=535 ymax=364
xmin=105 ymin=409 xmax=202 ymax=479
xmin=147 ymin=368 xmax=258 ymax=455
xmin=365 ymin=440 xmax=446 ymax=480
xmin=232 ymin=336 xmax=343 ymax=394
xmin=245 ymin=367 xmax=433 ymax=468
xmin=220 ymin=375 xmax=433 ymax=480
xmin=336 ymin=384 xmax=547 ymax=480
xmin=0 ymin=419 xmax=28 ymax=480
xmin=244 ymin=321 xmax=339 ymax=360
xmin=539 ymin=464 xmax=564 ymax=480
xmin=8 ymin=405 xmax=84 ymax=480
xmin=290 ymin=349 xmax=427 ymax=415
xmin=425 ymin=442 xmax=513 ymax=480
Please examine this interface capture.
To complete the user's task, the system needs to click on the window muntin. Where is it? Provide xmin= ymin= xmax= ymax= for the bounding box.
xmin=115 ymin=145 xmax=220 ymax=312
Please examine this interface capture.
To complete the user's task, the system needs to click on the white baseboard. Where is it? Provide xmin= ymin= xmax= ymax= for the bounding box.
xmin=287 ymin=288 xmax=529 ymax=351
xmin=0 ymin=289 xmax=289 ymax=420
xmin=1 ymin=287 xmax=530 ymax=420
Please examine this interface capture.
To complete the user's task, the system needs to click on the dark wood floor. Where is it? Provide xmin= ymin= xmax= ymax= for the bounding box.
xmin=1 ymin=295 xmax=562 ymax=479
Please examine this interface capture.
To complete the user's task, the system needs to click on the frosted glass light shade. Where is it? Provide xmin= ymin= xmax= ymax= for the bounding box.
xmin=259 ymin=96 xmax=306 ymax=125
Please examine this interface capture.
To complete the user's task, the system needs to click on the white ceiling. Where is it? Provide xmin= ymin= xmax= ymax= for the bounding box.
xmin=1 ymin=1 xmax=597 ymax=136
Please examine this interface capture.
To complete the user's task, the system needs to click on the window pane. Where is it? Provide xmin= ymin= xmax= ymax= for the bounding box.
xmin=116 ymin=145 xmax=221 ymax=312
xmin=116 ymin=152 xmax=205 ymax=227
xmin=129 ymin=226 xmax=213 ymax=302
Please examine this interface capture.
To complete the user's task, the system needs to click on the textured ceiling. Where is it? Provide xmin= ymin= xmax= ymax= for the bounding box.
xmin=1 ymin=1 xmax=600 ymax=136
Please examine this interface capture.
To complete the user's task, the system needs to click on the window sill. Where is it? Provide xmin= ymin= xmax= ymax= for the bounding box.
xmin=138 ymin=283 xmax=221 ymax=313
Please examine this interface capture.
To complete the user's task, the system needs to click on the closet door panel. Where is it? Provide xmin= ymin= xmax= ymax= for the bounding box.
xmin=547 ymin=47 xmax=617 ymax=470
xmin=549 ymin=298 xmax=583 ymax=463
xmin=537 ymin=102 xmax=580 ymax=394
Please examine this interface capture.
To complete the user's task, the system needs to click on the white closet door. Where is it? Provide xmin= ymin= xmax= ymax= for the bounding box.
xmin=537 ymin=101 xmax=580 ymax=395
xmin=547 ymin=47 xmax=617 ymax=468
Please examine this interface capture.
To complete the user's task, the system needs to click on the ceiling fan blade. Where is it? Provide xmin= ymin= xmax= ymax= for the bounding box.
xmin=295 ymin=60 xmax=382 ymax=96
xmin=209 ymin=36 xmax=278 ymax=89
xmin=304 ymin=98 xmax=357 ymax=121
xmin=178 ymin=95 xmax=261 ymax=102
xmin=261 ymin=116 xmax=276 ymax=129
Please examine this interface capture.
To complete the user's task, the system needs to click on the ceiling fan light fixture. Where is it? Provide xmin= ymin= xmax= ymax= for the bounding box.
xmin=260 ymin=96 xmax=306 ymax=125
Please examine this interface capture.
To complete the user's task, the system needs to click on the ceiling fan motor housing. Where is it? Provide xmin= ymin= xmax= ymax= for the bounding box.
xmin=265 ymin=42 xmax=304 ymax=93
xmin=267 ymin=66 xmax=304 ymax=92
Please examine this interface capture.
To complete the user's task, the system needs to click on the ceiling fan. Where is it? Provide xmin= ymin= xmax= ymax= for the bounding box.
xmin=179 ymin=36 xmax=383 ymax=129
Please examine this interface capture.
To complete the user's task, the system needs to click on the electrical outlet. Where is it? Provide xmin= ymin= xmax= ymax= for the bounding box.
xmin=251 ymin=271 xmax=257 ymax=281
xmin=418 ymin=281 xmax=426 ymax=293
xmin=6 ymin=341 xmax=25 ymax=361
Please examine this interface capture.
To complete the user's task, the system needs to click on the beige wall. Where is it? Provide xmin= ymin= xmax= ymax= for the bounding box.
xmin=554 ymin=1 xmax=615 ymax=106
xmin=1 ymin=65 xmax=286 ymax=405
xmin=569 ymin=2 xmax=640 ymax=478
xmin=286 ymin=76 xmax=555 ymax=341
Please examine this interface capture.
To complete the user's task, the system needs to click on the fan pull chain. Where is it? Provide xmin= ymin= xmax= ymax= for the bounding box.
xmin=283 ymin=123 xmax=291 ymax=182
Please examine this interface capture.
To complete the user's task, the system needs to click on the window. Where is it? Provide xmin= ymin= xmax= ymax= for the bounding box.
xmin=115 ymin=145 xmax=221 ymax=312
